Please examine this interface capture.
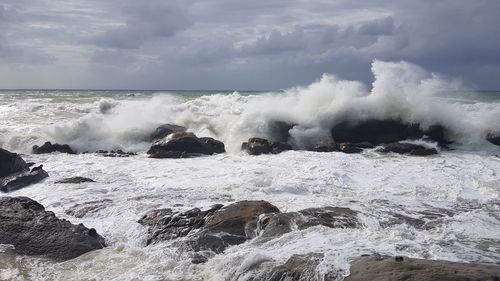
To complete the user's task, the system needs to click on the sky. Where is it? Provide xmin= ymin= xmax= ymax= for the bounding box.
xmin=0 ymin=0 xmax=499 ymax=90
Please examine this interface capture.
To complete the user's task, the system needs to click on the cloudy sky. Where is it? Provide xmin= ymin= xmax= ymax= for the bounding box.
xmin=0 ymin=0 xmax=499 ymax=90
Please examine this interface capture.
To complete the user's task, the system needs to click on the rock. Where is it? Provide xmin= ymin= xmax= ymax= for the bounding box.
xmin=296 ymin=207 xmax=360 ymax=229
xmin=487 ymin=132 xmax=500 ymax=145
xmin=56 ymin=177 xmax=95 ymax=184
xmin=245 ymin=138 xmax=272 ymax=155
xmin=343 ymin=142 xmax=376 ymax=149
xmin=266 ymin=121 xmax=295 ymax=143
xmin=332 ymin=119 xmax=412 ymax=144
xmin=0 ymin=148 xmax=29 ymax=177
xmin=168 ymin=131 xmax=197 ymax=140
xmin=312 ymin=140 xmax=338 ymax=152
xmin=271 ymin=142 xmax=293 ymax=154
xmin=147 ymin=136 xmax=214 ymax=156
xmin=32 ymin=142 xmax=76 ymax=154
xmin=95 ymin=150 xmax=136 ymax=157
xmin=149 ymin=151 xmax=189 ymax=159
xmin=149 ymin=124 xmax=187 ymax=142
xmin=339 ymin=143 xmax=364 ymax=154
xmin=345 ymin=255 xmax=500 ymax=281
xmin=1 ymin=169 xmax=49 ymax=192
xmin=263 ymin=253 xmax=339 ymax=281
xmin=0 ymin=197 xmax=105 ymax=261
xmin=423 ymin=125 xmax=452 ymax=147
xmin=199 ymin=137 xmax=226 ymax=154
xmin=410 ymin=148 xmax=438 ymax=156
xmin=65 ymin=199 xmax=112 ymax=218
xmin=379 ymin=142 xmax=438 ymax=156
xmin=139 ymin=201 xmax=280 ymax=253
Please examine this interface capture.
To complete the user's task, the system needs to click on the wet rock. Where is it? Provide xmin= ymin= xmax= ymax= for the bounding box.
xmin=410 ymin=148 xmax=438 ymax=156
xmin=423 ymin=124 xmax=452 ymax=147
xmin=296 ymin=207 xmax=360 ymax=229
xmin=168 ymin=131 xmax=198 ymax=140
xmin=345 ymin=255 xmax=500 ymax=281
xmin=0 ymin=197 xmax=105 ymax=261
xmin=312 ymin=140 xmax=338 ymax=152
xmin=245 ymin=138 xmax=272 ymax=155
xmin=271 ymin=142 xmax=293 ymax=154
xmin=95 ymin=150 xmax=136 ymax=157
xmin=343 ymin=142 xmax=376 ymax=149
xmin=487 ymin=132 xmax=500 ymax=145
xmin=332 ymin=119 xmax=411 ymax=144
xmin=32 ymin=142 xmax=76 ymax=154
xmin=149 ymin=151 xmax=189 ymax=159
xmin=147 ymin=136 xmax=215 ymax=156
xmin=0 ymin=148 xmax=29 ymax=177
xmin=65 ymin=199 xmax=112 ymax=218
xmin=1 ymin=169 xmax=49 ymax=192
xmin=149 ymin=124 xmax=187 ymax=142
xmin=339 ymin=143 xmax=363 ymax=154
xmin=263 ymin=253 xmax=339 ymax=281
xmin=199 ymin=137 xmax=226 ymax=154
xmin=267 ymin=121 xmax=295 ymax=143
xmin=56 ymin=176 xmax=95 ymax=184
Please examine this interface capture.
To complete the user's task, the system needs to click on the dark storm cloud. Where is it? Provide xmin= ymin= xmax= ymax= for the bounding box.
xmin=0 ymin=0 xmax=500 ymax=89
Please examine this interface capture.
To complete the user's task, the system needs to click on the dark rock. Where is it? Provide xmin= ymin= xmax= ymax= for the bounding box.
xmin=96 ymin=150 xmax=136 ymax=157
xmin=245 ymin=138 xmax=272 ymax=155
xmin=191 ymin=253 xmax=209 ymax=264
xmin=65 ymin=199 xmax=112 ymax=218
xmin=312 ymin=140 xmax=338 ymax=152
xmin=345 ymin=255 xmax=500 ymax=281
xmin=410 ymin=148 xmax=438 ymax=156
xmin=339 ymin=143 xmax=363 ymax=154
xmin=149 ymin=151 xmax=189 ymax=159
xmin=149 ymin=124 xmax=187 ymax=142
xmin=0 ymin=148 xmax=29 ymax=177
xmin=1 ymin=169 xmax=49 ymax=192
xmin=266 ymin=121 xmax=295 ymax=143
xmin=296 ymin=207 xmax=360 ymax=229
xmin=271 ymin=142 xmax=293 ymax=154
xmin=379 ymin=142 xmax=426 ymax=154
xmin=168 ymin=131 xmax=197 ymax=140
xmin=487 ymin=132 xmax=500 ymax=145
xmin=332 ymin=119 xmax=411 ymax=144
xmin=147 ymin=136 xmax=214 ymax=156
xmin=423 ymin=125 xmax=452 ymax=147
xmin=199 ymin=137 xmax=226 ymax=154
xmin=264 ymin=253 xmax=339 ymax=281
xmin=32 ymin=142 xmax=76 ymax=154
xmin=56 ymin=176 xmax=95 ymax=184
xmin=343 ymin=142 xmax=376 ymax=149
xmin=0 ymin=197 xmax=105 ymax=261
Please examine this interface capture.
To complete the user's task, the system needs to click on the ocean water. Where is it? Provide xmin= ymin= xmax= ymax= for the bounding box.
xmin=0 ymin=61 xmax=499 ymax=280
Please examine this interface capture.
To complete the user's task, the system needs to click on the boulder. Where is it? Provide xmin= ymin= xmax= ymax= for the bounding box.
xmin=199 ymin=137 xmax=226 ymax=154
xmin=312 ymin=141 xmax=338 ymax=152
xmin=271 ymin=142 xmax=293 ymax=154
xmin=345 ymin=255 xmax=500 ymax=281
xmin=147 ymin=136 xmax=215 ymax=156
xmin=56 ymin=177 xmax=95 ymax=184
xmin=149 ymin=124 xmax=187 ymax=142
xmin=32 ymin=142 xmax=76 ymax=154
xmin=244 ymin=138 xmax=272 ymax=155
xmin=1 ymin=168 xmax=49 ymax=192
xmin=0 ymin=197 xmax=105 ymax=261
xmin=0 ymin=148 xmax=29 ymax=177
xmin=487 ymin=132 xmax=500 ymax=145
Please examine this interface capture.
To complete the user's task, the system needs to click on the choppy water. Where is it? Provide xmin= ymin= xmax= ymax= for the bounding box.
xmin=0 ymin=61 xmax=499 ymax=280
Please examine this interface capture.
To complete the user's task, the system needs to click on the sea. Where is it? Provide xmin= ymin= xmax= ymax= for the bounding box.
xmin=0 ymin=62 xmax=499 ymax=280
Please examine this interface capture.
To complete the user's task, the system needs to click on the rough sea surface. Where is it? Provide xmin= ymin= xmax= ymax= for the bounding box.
xmin=0 ymin=61 xmax=499 ymax=280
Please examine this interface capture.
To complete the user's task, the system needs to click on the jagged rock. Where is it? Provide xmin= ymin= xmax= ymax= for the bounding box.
xmin=244 ymin=138 xmax=272 ymax=155
xmin=199 ymin=137 xmax=226 ymax=154
xmin=56 ymin=176 xmax=95 ymax=184
xmin=32 ymin=142 xmax=76 ymax=154
xmin=149 ymin=124 xmax=187 ymax=142
xmin=487 ymin=132 xmax=500 ymax=145
xmin=271 ymin=142 xmax=293 ymax=154
xmin=1 ymin=169 xmax=49 ymax=192
xmin=0 ymin=197 xmax=105 ymax=261
xmin=65 ymin=199 xmax=112 ymax=218
xmin=312 ymin=140 xmax=338 ymax=152
xmin=345 ymin=255 xmax=500 ymax=281
xmin=0 ymin=148 xmax=29 ymax=177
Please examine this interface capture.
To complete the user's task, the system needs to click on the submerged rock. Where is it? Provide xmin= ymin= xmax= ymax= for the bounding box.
xmin=378 ymin=142 xmax=438 ymax=156
xmin=32 ymin=142 xmax=76 ymax=154
xmin=487 ymin=132 xmax=500 ymax=145
xmin=56 ymin=176 xmax=95 ymax=184
xmin=65 ymin=199 xmax=112 ymax=218
xmin=0 ymin=197 xmax=105 ymax=261
xmin=271 ymin=142 xmax=293 ymax=154
xmin=263 ymin=253 xmax=339 ymax=281
xmin=149 ymin=124 xmax=187 ymax=142
xmin=0 ymin=148 xmax=29 ymax=177
xmin=312 ymin=140 xmax=338 ymax=152
xmin=1 ymin=169 xmax=49 ymax=192
xmin=345 ymin=255 xmax=500 ymax=281
xmin=338 ymin=143 xmax=364 ymax=154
